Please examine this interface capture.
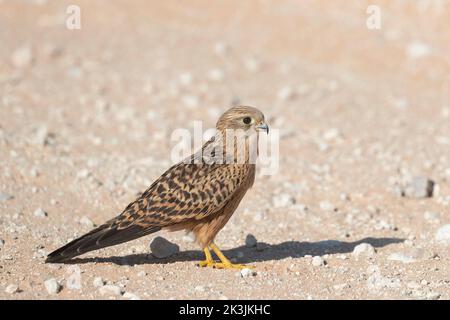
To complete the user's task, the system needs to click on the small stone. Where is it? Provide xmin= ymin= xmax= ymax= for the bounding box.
xmin=207 ymin=68 xmax=224 ymax=82
xmin=99 ymin=284 xmax=122 ymax=296
xmin=424 ymin=211 xmax=440 ymax=223
xmin=311 ymin=256 xmax=325 ymax=267
xmin=123 ymin=292 xmax=140 ymax=300
xmin=181 ymin=95 xmax=199 ymax=109
xmin=435 ymin=225 xmax=450 ymax=244
xmin=319 ymin=201 xmax=335 ymax=212
xmin=30 ymin=167 xmax=39 ymax=177
xmin=33 ymin=208 xmax=47 ymax=217
xmin=77 ymin=169 xmax=90 ymax=179
xmin=194 ymin=285 xmax=205 ymax=292
xmin=44 ymin=278 xmax=61 ymax=294
xmin=352 ymin=243 xmax=376 ymax=258
xmin=80 ymin=216 xmax=94 ymax=228
xmin=31 ymin=126 xmax=49 ymax=146
xmin=0 ymin=239 xmax=4 ymax=247
xmin=5 ymin=284 xmax=19 ymax=294
xmin=426 ymin=292 xmax=441 ymax=300
xmin=93 ymin=277 xmax=105 ymax=288
xmin=403 ymin=176 xmax=435 ymax=198
xmin=179 ymin=73 xmax=193 ymax=86
xmin=11 ymin=46 xmax=33 ymax=68
xmin=388 ymin=252 xmax=416 ymax=263
xmin=277 ymin=86 xmax=295 ymax=101
xmin=150 ymin=237 xmax=179 ymax=259
xmin=245 ymin=234 xmax=257 ymax=248
xmin=240 ymin=268 xmax=256 ymax=278
xmin=272 ymin=194 xmax=295 ymax=208
xmin=0 ymin=193 xmax=13 ymax=201
xmin=406 ymin=41 xmax=431 ymax=59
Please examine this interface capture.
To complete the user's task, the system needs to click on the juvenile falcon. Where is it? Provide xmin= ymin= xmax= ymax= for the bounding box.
xmin=46 ymin=106 xmax=269 ymax=269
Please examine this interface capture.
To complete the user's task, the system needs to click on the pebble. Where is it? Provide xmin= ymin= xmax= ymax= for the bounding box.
xmin=123 ymin=292 xmax=140 ymax=300
xmin=33 ymin=208 xmax=47 ymax=217
xmin=0 ymin=239 xmax=4 ymax=247
xmin=435 ymin=225 xmax=450 ymax=244
xmin=93 ymin=277 xmax=105 ymax=288
xmin=0 ymin=193 xmax=13 ymax=201
xmin=240 ymin=268 xmax=256 ymax=278
xmin=150 ymin=237 xmax=179 ymax=259
xmin=424 ymin=211 xmax=440 ymax=223
xmin=311 ymin=256 xmax=325 ymax=267
xmin=99 ymin=284 xmax=122 ymax=297
xmin=245 ymin=234 xmax=257 ymax=248
xmin=277 ymin=86 xmax=296 ymax=101
xmin=388 ymin=252 xmax=416 ymax=264
xmin=406 ymin=41 xmax=431 ymax=59
xmin=403 ymin=176 xmax=435 ymax=198
xmin=194 ymin=285 xmax=205 ymax=292
xmin=181 ymin=95 xmax=199 ymax=109
xmin=207 ymin=68 xmax=224 ymax=82
xmin=80 ymin=216 xmax=94 ymax=228
xmin=352 ymin=243 xmax=376 ymax=258
xmin=5 ymin=284 xmax=19 ymax=294
xmin=31 ymin=126 xmax=50 ymax=146
xmin=272 ymin=194 xmax=295 ymax=208
xmin=44 ymin=278 xmax=61 ymax=294
xmin=11 ymin=46 xmax=33 ymax=68
xmin=319 ymin=201 xmax=335 ymax=212
xmin=77 ymin=169 xmax=91 ymax=179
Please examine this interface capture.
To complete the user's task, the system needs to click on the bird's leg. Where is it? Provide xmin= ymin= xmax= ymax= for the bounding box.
xmin=209 ymin=242 xmax=252 ymax=270
xmin=197 ymin=247 xmax=216 ymax=268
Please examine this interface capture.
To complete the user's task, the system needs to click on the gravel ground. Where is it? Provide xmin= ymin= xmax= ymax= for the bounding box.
xmin=1 ymin=0 xmax=449 ymax=300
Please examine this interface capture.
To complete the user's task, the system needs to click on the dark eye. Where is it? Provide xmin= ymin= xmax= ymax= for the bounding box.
xmin=243 ymin=117 xmax=252 ymax=124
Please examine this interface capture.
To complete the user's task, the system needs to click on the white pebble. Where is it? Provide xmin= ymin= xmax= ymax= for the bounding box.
xmin=319 ymin=201 xmax=335 ymax=212
xmin=123 ymin=292 xmax=140 ymax=300
xmin=33 ymin=208 xmax=47 ymax=217
xmin=44 ymin=278 xmax=61 ymax=294
xmin=435 ymin=225 xmax=450 ymax=244
xmin=352 ymin=243 xmax=376 ymax=258
xmin=272 ymin=194 xmax=295 ymax=208
xmin=99 ymin=284 xmax=122 ymax=297
xmin=5 ymin=284 xmax=19 ymax=294
xmin=240 ymin=268 xmax=256 ymax=278
xmin=311 ymin=256 xmax=325 ymax=267
xmin=93 ymin=277 xmax=105 ymax=288
xmin=11 ymin=46 xmax=33 ymax=68
xmin=0 ymin=193 xmax=13 ymax=201
xmin=80 ymin=216 xmax=94 ymax=228
xmin=207 ymin=68 xmax=224 ymax=82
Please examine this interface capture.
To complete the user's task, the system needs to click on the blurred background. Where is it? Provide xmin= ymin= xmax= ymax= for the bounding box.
xmin=0 ymin=0 xmax=449 ymax=299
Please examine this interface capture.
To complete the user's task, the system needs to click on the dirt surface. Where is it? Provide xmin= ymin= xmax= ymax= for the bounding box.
xmin=1 ymin=0 xmax=449 ymax=300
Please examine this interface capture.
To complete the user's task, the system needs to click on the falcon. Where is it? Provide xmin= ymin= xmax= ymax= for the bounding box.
xmin=46 ymin=106 xmax=269 ymax=269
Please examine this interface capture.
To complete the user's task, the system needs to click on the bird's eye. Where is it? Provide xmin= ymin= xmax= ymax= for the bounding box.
xmin=243 ymin=117 xmax=252 ymax=124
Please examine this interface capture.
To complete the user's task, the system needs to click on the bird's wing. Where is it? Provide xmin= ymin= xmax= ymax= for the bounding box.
xmin=116 ymin=161 xmax=251 ymax=229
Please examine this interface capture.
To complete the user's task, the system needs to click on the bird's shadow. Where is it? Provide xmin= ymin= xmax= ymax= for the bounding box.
xmin=66 ymin=237 xmax=404 ymax=266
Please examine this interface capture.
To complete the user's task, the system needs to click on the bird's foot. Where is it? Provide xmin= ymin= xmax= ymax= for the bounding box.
xmin=197 ymin=260 xmax=252 ymax=270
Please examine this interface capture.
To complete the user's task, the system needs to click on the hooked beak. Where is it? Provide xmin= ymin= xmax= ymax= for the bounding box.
xmin=255 ymin=122 xmax=269 ymax=134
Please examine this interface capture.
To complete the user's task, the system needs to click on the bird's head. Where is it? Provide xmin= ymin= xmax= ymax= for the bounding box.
xmin=215 ymin=106 xmax=269 ymax=135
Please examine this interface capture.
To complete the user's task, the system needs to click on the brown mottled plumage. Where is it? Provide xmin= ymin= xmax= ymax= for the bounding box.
xmin=46 ymin=106 xmax=269 ymax=269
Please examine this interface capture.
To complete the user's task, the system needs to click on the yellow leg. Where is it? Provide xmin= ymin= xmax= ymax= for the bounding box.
xmin=209 ymin=242 xmax=252 ymax=270
xmin=197 ymin=247 xmax=215 ymax=267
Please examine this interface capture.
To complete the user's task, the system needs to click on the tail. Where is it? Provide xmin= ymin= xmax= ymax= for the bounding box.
xmin=45 ymin=222 xmax=161 ymax=263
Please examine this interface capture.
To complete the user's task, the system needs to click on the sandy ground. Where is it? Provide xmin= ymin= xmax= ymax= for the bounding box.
xmin=1 ymin=0 xmax=450 ymax=300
